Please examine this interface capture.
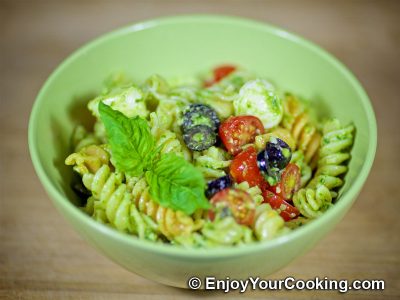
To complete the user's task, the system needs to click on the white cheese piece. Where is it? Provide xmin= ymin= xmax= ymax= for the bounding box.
xmin=233 ymin=79 xmax=283 ymax=129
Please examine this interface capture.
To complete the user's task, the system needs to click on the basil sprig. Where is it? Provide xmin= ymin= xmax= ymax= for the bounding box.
xmin=99 ymin=102 xmax=210 ymax=214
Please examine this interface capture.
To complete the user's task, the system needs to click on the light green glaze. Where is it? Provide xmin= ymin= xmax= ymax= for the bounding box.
xmin=28 ymin=15 xmax=377 ymax=288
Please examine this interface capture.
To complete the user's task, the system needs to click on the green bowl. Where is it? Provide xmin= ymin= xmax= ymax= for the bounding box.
xmin=29 ymin=15 xmax=376 ymax=288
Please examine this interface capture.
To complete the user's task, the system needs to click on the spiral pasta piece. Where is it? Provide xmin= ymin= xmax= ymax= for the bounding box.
xmin=71 ymin=125 xmax=101 ymax=152
xmin=234 ymin=181 xmax=264 ymax=204
xmin=307 ymin=119 xmax=355 ymax=192
xmin=81 ymin=165 xmax=159 ymax=240
xmin=129 ymin=177 xmax=204 ymax=240
xmin=149 ymin=111 xmax=192 ymax=161
xmin=174 ymin=217 xmax=253 ymax=247
xmin=202 ymin=217 xmax=254 ymax=246
xmin=173 ymin=232 xmax=212 ymax=248
xmin=293 ymin=185 xmax=332 ymax=219
xmin=149 ymin=109 xmax=173 ymax=136
xmin=197 ymin=70 xmax=253 ymax=119
xmin=193 ymin=146 xmax=231 ymax=180
xmin=253 ymin=204 xmax=286 ymax=241
xmin=290 ymin=150 xmax=312 ymax=187
xmin=65 ymin=144 xmax=110 ymax=175
xmin=89 ymin=120 xmax=107 ymax=144
xmin=154 ymin=91 xmax=189 ymax=133
xmin=282 ymin=94 xmax=321 ymax=165
xmin=82 ymin=165 xmax=123 ymax=220
xmin=285 ymin=216 xmax=311 ymax=230
xmin=143 ymin=74 xmax=196 ymax=111
xmin=142 ymin=74 xmax=170 ymax=102
xmin=169 ymin=85 xmax=199 ymax=103
xmin=255 ymin=127 xmax=296 ymax=151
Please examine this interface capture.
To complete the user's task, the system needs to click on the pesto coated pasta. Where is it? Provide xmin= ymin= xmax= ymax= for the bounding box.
xmin=193 ymin=146 xmax=231 ymax=180
xmin=128 ymin=177 xmax=204 ymax=239
xmin=282 ymin=93 xmax=321 ymax=167
xmin=65 ymin=65 xmax=355 ymax=248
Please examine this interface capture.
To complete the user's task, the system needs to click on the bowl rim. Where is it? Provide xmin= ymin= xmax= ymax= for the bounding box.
xmin=28 ymin=14 xmax=377 ymax=258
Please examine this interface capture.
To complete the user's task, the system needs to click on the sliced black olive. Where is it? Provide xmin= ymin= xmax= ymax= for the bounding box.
xmin=182 ymin=104 xmax=220 ymax=132
xmin=257 ymin=137 xmax=292 ymax=179
xmin=183 ymin=125 xmax=216 ymax=151
xmin=205 ymin=175 xmax=232 ymax=198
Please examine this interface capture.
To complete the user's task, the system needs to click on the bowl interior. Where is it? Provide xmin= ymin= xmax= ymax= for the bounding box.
xmin=29 ymin=15 xmax=376 ymax=253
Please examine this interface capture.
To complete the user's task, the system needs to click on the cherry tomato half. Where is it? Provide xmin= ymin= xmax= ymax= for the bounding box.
xmin=262 ymin=190 xmax=300 ymax=221
xmin=214 ymin=65 xmax=236 ymax=82
xmin=219 ymin=116 xmax=265 ymax=155
xmin=204 ymin=65 xmax=237 ymax=87
xmin=209 ymin=188 xmax=256 ymax=226
xmin=230 ymin=146 xmax=268 ymax=189
xmin=270 ymin=163 xmax=301 ymax=200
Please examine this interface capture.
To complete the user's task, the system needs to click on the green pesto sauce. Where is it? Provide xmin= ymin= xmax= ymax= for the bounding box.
xmin=193 ymin=114 xmax=212 ymax=127
xmin=269 ymin=136 xmax=278 ymax=144
xmin=231 ymin=76 xmax=244 ymax=88
xmin=265 ymin=92 xmax=282 ymax=115
xmin=266 ymin=174 xmax=279 ymax=186
xmin=193 ymin=132 xmax=205 ymax=142
xmin=282 ymin=148 xmax=291 ymax=158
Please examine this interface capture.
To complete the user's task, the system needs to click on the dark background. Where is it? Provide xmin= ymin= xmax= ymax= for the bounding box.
xmin=1 ymin=0 xmax=399 ymax=299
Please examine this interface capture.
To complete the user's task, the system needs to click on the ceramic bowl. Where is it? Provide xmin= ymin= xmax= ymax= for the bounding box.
xmin=29 ymin=15 xmax=376 ymax=288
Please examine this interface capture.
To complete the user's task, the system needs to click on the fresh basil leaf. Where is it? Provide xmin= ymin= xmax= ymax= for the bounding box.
xmin=99 ymin=101 xmax=156 ymax=176
xmin=146 ymin=153 xmax=210 ymax=215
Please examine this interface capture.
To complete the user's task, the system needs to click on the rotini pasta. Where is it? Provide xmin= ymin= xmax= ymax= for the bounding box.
xmin=93 ymin=120 xmax=107 ymax=143
xmin=282 ymin=93 xmax=321 ymax=166
xmin=71 ymin=125 xmax=100 ymax=152
xmin=193 ymin=146 xmax=231 ymax=180
xmin=293 ymin=184 xmax=332 ymax=219
xmin=307 ymin=119 xmax=354 ymax=193
xmin=81 ymin=164 xmax=158 ymax=240
xmin=175 ymin=217 xmax=253 ymax=247
xmin=293 ymin=119 xmax=354 ymax=218
xmin=82 ymin=165 xmax=124 ymax=221
xmin=201 ymin=217 xmax=254 ymax=246
xmin=285 ymin=216 xmax=311 ymax=230
xmin=255 ymin=127 xmax=296 ymax=151
xmin=253 ymin=204 xmax=286 ymax=241
xmin=149 ymin=112 xmax=192 ymax=161
xmin=169 ymin=86 xmax=199 ymax=103
xmin=65 ymin=67 xmax=356 ymax=248
xmin=128 ymin=177 xmax=204 ymax=239
xmin=234 ymin=181 xmax=264 ymax=205
xmin=290 ymin=150 xmax=312 ymax=187
xmin=65 ymin=144 xmax=110 ymax=175
xmin=142 ymin=74 xmax=170 ymax=103
xmin=196 ymin=70 xmax=253 ymax=119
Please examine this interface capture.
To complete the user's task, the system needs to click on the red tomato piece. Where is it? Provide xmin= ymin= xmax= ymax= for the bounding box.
xmin=270 ymin=163 xmax=301 ymax=200
xmin=209 ymin=188 xmax=256 ymax=226
xmin=262 ymin=190 xmax=300 ymax=221
xmin=230 ymin=146 xmax=268 ymax=189
xmin=213 ymin=65 xmax=236 ymax=82
xmin=219 ymin=116 xmax=265 ymax=155
xmin=203 ymin=65 xmax=236 ymax=87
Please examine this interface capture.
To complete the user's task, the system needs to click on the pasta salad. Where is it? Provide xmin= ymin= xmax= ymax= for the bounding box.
xmin=65 ymin=65 xmax=355 ymax=247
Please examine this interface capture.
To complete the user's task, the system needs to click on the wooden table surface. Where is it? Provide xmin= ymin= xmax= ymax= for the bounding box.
xmin=1 ymin=0 xmax=399 ymax=299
